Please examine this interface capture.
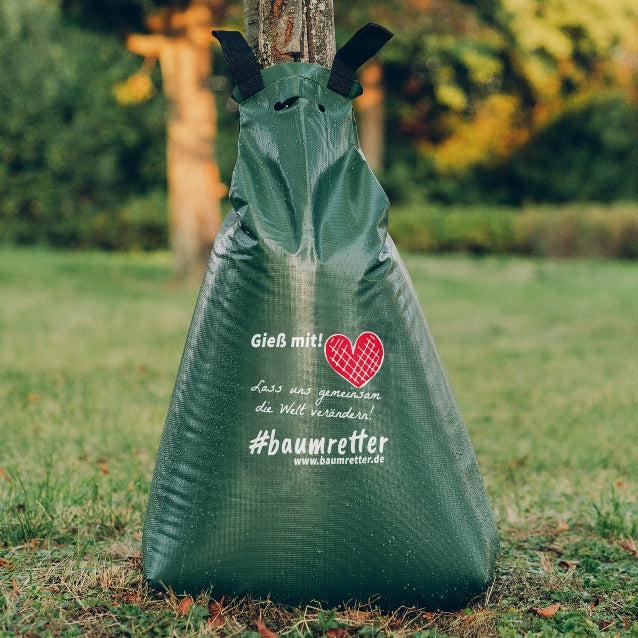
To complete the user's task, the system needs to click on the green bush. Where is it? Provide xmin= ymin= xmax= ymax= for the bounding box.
xmin=381 ymin=92 xmax=638 ymax=207
xmin=0 ymin=0 xmax=166 ymax=248
xmin=487 ymin=93 xmax=638 ymax=204
xmin=389 ymin=205 xmax=516 ymax=255
xmin=83 ymin=190 xmax=168 ymax=251
xmin=389 ymin=203 xmax=638 ymax=258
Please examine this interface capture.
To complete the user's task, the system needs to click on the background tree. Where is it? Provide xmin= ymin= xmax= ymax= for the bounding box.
xmin=62 ymin=0 xmax=234 ymax=281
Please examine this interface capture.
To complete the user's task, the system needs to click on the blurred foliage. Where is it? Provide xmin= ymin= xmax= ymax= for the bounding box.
xmin=0 ymin=0 xmax=166 ymax=247
xmin=341 ymin=0 xmax=638 ymax=205
xmin=1 ymin=0 xmax=638 ymax=250
xmin=388 ymin=202 xmax=638 ymax=258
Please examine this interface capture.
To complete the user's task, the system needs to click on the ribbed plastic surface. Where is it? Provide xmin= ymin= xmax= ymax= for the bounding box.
xmin=142 ymin=62 xmax=498 ymax=610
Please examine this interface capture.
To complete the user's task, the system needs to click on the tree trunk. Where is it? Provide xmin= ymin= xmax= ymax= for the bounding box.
xmin=242 ymin=1 xmax=387 ymax=172
xmin=128 ymin=5 xmax=225 ymax=282
xmin=357 ymin=61 xmax=386 ymax=173
xmin=243 ymin=0 xmax=335 ymax=67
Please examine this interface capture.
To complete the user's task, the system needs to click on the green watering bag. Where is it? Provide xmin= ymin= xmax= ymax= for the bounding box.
xmin=143 ymin=24 xmax=498 ymax=610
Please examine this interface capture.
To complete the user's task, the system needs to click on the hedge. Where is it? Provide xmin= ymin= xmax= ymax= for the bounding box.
xmin=388 ymin=203 xmax=638 ymax=259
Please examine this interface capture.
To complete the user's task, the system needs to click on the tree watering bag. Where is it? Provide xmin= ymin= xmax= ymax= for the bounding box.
xmin=142 ymin=24 xmax=498 ymax=610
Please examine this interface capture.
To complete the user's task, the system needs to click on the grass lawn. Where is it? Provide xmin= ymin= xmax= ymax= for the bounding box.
xmin=1 ymin=247 xmax=637 ymax=637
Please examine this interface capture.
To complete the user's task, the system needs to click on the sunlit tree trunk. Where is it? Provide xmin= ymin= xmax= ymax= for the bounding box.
xmin=128 ymin=5 xmax=226 ymax=282
xmin=243 ymin=0 xmax=335 ymax=66
xmin=357 ymin=61 xmax=386 ymax=172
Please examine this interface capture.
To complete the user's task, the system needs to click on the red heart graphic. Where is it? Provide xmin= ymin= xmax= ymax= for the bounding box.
xmin=324 ymin=332 xmax=384 ymax=388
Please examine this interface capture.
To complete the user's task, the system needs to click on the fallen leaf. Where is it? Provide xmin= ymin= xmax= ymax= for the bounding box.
xmin=387 ymin=617 xmax=404 ymax=630
xmin=121 ymin=592 xmax=142 ymax=604
xmin=350 ymin=610 xmax=375 ymax=623
xmin=463 ymin=609 xmax=490 ymax=625
xmin=12 ymin=578 xmax=19 ymax=595
xmin=99 ymin=461 xmax=109 ymax=475
xmin=27 ymin=393 xmax=41 ymax=404
xmin=555 ymin=520 xmax=570 ymax=533
xmin=531 ymin=602 xmax=561 ymax=619
xmin=177 ymin=596 xmax=194 ymax=617
xmin=0 ymin=467 xmax=9 ymax=481
xmin=558 ymin=559 xmax=580 ymax=570
xmin=127 ymin=553 xmax=142 ymax=570
xmin=0 ymin=558 xmax=14 ymax=569
xmin=208 ymin=596 xmax=225 ymax=628
xmin=619 ymin=538 xmax=637 ymax=557
xmin=253 ymin=619 xmax=279 ymax=638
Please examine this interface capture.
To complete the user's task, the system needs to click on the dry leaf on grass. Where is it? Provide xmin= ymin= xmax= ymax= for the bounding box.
xmin=325 ymin=628 xmax=355 ymax=638
xmin=0 ymin=558 xmax=14 ymax=569
xmin=208 ymin=596 xmax=225 ymax=628
xmin=349 ymin=610 xmax=375 ymax=624
xmin=387 ymin=618 xmax=404 ymax=630
xmin=127 ymin=553 xmax=142 ymax=570
xmin=619 ymin=538 xmax=637 ymax=557
xmin=177 ymin=596 xmax=194 ymax=617
xmin=462 ymin=609 xmax=491 ymax=625
xmin=253 ymin=619 xmax=279 ymax=638
xmin=530 ymin=602 xmax=561 ymax=619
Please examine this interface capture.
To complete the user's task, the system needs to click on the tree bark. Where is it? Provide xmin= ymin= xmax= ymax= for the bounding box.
xmin=242 ymin=1 xmax=387 ymax=172
xmin=128 ymin=4 xmax=226 ymax=282
xmin=243 ymin=0 xmax=335 ymax=67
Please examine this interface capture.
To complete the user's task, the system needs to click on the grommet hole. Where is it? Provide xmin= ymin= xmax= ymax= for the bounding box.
xmin=318 ymin=104 xmax=326 ymax=112
xmin=274 ymin=96 xmax=301 ymax=111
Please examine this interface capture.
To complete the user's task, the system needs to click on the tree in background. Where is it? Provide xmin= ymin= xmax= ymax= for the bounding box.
xmin=62 ymin=0 xmax=234 ymax=281
xmin=3 ymin=0 xmax=637 ymax=252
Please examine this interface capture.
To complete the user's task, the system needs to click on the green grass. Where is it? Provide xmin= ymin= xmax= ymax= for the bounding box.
xmin=1 ymin=247 xmax=637 ymax=637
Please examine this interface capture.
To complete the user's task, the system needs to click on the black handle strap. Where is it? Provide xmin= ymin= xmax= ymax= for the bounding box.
xmin=327 ymin=23 xmax=393 ymax=97
xmin=212 ymin=30 xmax=265 ymax=100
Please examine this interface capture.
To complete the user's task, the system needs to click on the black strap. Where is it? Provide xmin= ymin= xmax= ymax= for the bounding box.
xmin=212 ymin=30 xmax=265 ymax=99
xmin=327 ymin=23 xmax=393 ymax=97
